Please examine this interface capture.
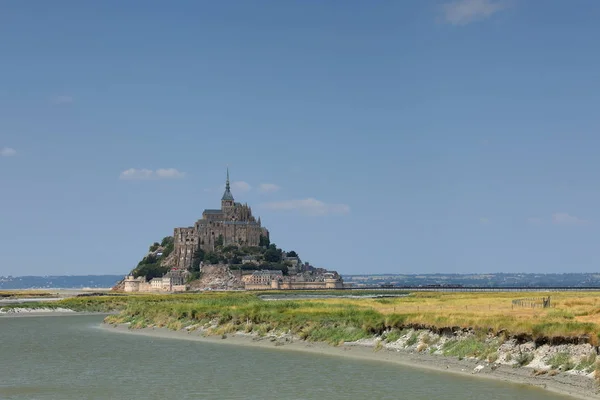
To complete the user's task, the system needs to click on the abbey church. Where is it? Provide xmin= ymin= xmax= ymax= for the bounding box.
xmin=171 ymin=170 xmax=270 ymax=270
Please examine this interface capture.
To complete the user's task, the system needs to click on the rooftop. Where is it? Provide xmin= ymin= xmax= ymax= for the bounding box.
xmin=221 ymin=168 xmax=234 ymax=201
xmin=203 ymin=209 xmax=223 ymax=215
xmin=252 ymin=270 xmax=283 ymax=276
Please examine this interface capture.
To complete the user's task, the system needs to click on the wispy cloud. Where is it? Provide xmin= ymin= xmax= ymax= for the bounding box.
xmin=258 ymin=183 xmax=280 ymax=193
xmin=155 ymin=168 xmax=185 ymax=179
xmin=261 ymin=198 xmax=350 ymax=216
xmin=120 ymin=168 xmax=154 ymax=180
xmin=440 ymin=0 xmax=508 ymax=25
xmin=552 ymin=212 xmax=589 ymax=226
xmin=479 ymin=217 xmax=490 ymax=224
xmin=0 ymin=147 xmax=16 ymax=157
xmin=119 ymin=168 xmax=185 ymax=180
xmin=51 ymin=95 xmax=74 ymax=105
xmin=231 ymin=181 xmax=251 ymax=193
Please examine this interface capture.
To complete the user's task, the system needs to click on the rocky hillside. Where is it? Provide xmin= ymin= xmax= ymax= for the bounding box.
xmin=111 ymin=236 xmax=175 ymax=290
xmin=112 ymin=279 xmax=125 ymax=291
xmin=113 ymin=233 xmax=336 ymax=291
xmin=187 ymin=265 xmax=243 ymax=291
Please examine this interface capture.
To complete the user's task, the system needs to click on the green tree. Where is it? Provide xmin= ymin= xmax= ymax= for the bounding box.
xmin=161 ymin=236 xmax=174 ymax=247
xmin=132 ymin=263 xmax=169 ymax=280
xmin=280 ymin=264 xmax=289 ymax=275
xmin=138 ymin=254 xmax=157 ymax=266
xmin=230 ymin=255 xmax=242 ymax=265
xmin=162 ymin=241 xmax=174 ymax=258
xmin=204 ymin=252 xmax=220 ymax=265
xmin=222 ymin=245 xmax=237 ymax=253
xmin=264 ymin=247 xmax=282 ymax=263
xmin=191 ymin=247 xmax=205 ymax=272
xmin=241 ymin=246 xmax=262 ymax=255
xmin=286 ymin=251 xmax=298 ymax=258
xmin=149 ymin=242 xmax=160 ymax=252
xmin=215 ymin=234 xmax=224 ymax=248
xmin=259 ymin=234 xmax=270 ymax=247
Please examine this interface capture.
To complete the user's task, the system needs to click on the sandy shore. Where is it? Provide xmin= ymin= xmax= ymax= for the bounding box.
xmin=0 ymin=297 xmax=63 ymax=304
xmin=101 ymin=322 xmax=600 ymax=400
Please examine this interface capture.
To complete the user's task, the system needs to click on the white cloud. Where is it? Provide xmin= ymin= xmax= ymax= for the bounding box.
xmin=0 ymin=147 xmax=16 ymax=157
xmin=156 ymin=168 xmax=185 ymax=179
xmin=258 ymin=183 xmax=280 ymax=193
xmin=261 ymin=198 xmax=350 ymax=216
xmin=479 ymin=217 xmax=490 ymax=224
xmin=51 ymin=95 xmax=74 ymax=105
xmin=119 ymin=169 xmax=154 ymax=180
xmin=552 ymin=213 xmax=589 ymax=226
xmin=441 ymin=0 xmax=507 ymax=25
xmin=119 ymin=168 xmax=185 ymax=180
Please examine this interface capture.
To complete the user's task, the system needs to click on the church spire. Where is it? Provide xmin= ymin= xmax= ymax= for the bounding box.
xmin=221 ymin=167 xmax=234 ymax=202
xmin=226 ymin=167 xmax=230 ymax=191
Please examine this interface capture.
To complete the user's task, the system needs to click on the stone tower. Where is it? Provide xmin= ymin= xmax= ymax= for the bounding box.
xmin=221 ymin=167 xmax=234 ymax=213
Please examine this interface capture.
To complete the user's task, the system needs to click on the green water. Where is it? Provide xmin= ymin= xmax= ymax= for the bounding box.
xmin=0 ymin=315 xmax=572 ymax=400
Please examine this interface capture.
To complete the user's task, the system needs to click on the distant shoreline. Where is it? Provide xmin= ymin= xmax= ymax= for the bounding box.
xmin=100 ymin=322 xmax=599 ymax=400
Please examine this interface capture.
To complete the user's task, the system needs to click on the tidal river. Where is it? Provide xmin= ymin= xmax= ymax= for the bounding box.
xmin=0 ymin=315 xmax=572 ymax=400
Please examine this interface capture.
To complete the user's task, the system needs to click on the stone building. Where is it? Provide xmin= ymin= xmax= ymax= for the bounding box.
xmin=172 ymin=170 xmax=269 ymax=270
xmin=247 ymin=270 xmax=283 ymax=285
xmin=244 ymin=271 xmax=345 ymax=290
xmin=123 ymin=269 xmax=189 ymax=293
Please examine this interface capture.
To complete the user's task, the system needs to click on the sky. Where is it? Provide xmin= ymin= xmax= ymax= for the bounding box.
xmin=1 ymin=0 xmax=600 ymax=276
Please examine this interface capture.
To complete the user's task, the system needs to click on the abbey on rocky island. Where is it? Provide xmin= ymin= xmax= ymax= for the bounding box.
xmin=171 ymin=169 xmax=269 ymax=270
xmin=117 ymin=168 xmax=346 ymax=293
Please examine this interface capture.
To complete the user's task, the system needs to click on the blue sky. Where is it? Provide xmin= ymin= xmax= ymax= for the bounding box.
xmin=1 ymin=0 xmax=600 ymax=276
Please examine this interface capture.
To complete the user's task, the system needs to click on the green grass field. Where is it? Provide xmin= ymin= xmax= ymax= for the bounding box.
xmin=8 ymin=290 xmax=600 ymax=344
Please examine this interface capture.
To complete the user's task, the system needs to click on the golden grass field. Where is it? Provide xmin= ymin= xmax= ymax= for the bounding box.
xmin=8 ymin=289 xmax=600 ymax=343
xmin=292 ymin=291 xmax=600 ymax=341
xmin=303 ymin=291 xmax=600 ymax=316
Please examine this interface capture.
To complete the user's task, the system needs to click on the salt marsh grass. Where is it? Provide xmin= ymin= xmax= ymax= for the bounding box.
xmin=18 ymin=290 xmax=600 ymax=344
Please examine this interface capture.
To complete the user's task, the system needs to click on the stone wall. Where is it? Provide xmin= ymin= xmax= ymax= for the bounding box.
xmin=172 ymin=201 xmax=269 ymax=270
xmin=244 ymin=283 xmax=272 ymax=290
xmin=173 ymin=227 xmax=197 ymax=269
xmin=245 ymin=279 xmax=346 ymax=290
xmin=195 ymin=221 xmax=265 ymax=252
xmin=122 ymin=275 xmax=188 ymax=293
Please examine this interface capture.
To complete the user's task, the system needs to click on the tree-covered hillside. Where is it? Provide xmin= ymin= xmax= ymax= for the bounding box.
xmin=130 ymin=236 xmax=174 ymax=280
xmin=189 ymin=234 xmax=299 ymax=279
xmin=131 ymin=234 xmax=301 ymax=281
